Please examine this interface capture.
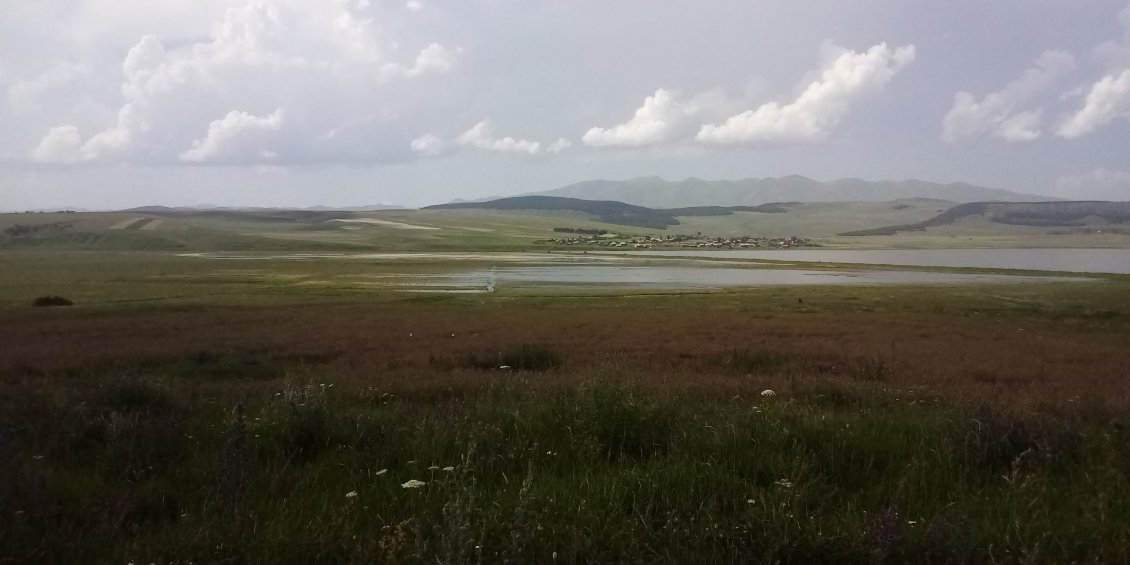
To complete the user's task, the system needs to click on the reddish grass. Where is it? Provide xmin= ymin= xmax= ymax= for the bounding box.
xmin=1 ymin=296 xmax=1127 ymax=410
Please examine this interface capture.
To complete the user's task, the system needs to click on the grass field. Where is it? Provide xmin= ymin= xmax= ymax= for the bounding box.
xmin=2 ymin=221 xmax=1130 ymax=563
xmin=6 ymin=205 xmax=1130 ymax=254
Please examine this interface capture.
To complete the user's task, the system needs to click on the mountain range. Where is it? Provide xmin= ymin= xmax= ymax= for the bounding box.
xmin=529 ymin=176 xmax=1054 ymax=208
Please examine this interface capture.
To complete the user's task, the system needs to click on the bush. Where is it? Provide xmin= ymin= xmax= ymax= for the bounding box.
xmin=32 ymin=295 xmax=74 ymax=307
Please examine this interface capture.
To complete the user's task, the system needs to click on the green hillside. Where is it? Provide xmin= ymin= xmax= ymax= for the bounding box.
xmin=841 ymin=201 xmax=1130 ymax=236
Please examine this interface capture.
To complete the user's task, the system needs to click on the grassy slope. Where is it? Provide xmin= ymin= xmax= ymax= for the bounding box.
xmin=1 ymin=259 xmax=1129 ymax=562
xmin=0 ymin=210 xmax=665 ymax=253
xmin=6 ymin=204 xmax=1130 ymax=252
xmin=2 ymin=215 xmax=1130 ymax=562
xmin=669 ymin=200 xmax=949 ymax=238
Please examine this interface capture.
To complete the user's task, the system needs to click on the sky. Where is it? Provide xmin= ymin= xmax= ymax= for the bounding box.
xmin=2 ymin=0 xmax=1130 ymax=210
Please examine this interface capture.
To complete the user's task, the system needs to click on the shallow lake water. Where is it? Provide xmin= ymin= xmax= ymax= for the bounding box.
xmin=623 ymin=248 xmax=1130 ymax=274
xmin=421 ymin=265 xmax=1075 ymax=292
xmin=183 ymin=251 xmax=1093 ymax=291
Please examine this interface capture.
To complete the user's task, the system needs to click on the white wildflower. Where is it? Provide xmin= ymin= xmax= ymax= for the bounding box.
xmin=442 ymin=466 xmax=455 ymax=472
xmin=375 ymin=469 xmax=388 ymax=476
xmin=760 ymin=389 xmax=776 ymax=397
xmin=427 ymin=465 xmax=439 ymax=471
xmin=401 ymin=479 xmax=427 ymax=489
xmin=774 ymin=479 xmax=794 ymax=488
xmin=345 ymin=491 xmax=358 ymax=498
xmin=747 ymin=498 xmax=756 ymax=504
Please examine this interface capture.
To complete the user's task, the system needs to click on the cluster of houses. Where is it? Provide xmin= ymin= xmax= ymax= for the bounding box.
xmin=537 ymin=232 xmax=817 ymax=249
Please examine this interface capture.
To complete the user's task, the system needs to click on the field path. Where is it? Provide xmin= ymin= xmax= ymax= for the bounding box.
xmin=108 ymin=217 xmax=146 ymax=230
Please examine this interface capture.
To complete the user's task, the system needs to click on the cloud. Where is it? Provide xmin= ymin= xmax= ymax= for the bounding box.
xmin=1057 ymin=69 xmax=1130 ymax=138
xmin=32 ymin=125 xmax=83 ymax=162
xmin=406 ymin=0 xmax=424 ymax=12
xmin=410 ymin=133 xmax=445 ymax=156
xmin=180 ymin=109 xmax=283 ymax=162
xmin=942 ymin=50 xmax=1075 ymax=143
xmin=545 ymin=138 xmax=572 ymax=154
xmin=696 ymin=43 xmax=915 ymax=145
xmin=29 ymin=0 xmax=457 ymax=165
xmin=381 ymin=43 xmax=456 ymax=78
xmin=1055 ymin=169 xmax=1130 ymax=201
xmin=454 ymin=120 xmax=570 ymax=156
xmin=583 ymin=89 xmax=690 ymax=147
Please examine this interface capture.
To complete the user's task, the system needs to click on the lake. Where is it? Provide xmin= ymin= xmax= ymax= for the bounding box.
xmin=623 ymin=248 xmax=1130 ymax=274
xmin=183 ymin=251 xmax=1095 ymax=292
xmin=437 ymin=265 xmax=1075 ymax=291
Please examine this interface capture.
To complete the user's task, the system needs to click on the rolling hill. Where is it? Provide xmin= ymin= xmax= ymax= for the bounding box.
xmin=840 ymin=201 xmax=1130 ymax=236
xmin=531 ymin=176 xmax=1055 ymax=208
xmin=423 ymin=196 xmax=791 ymax=229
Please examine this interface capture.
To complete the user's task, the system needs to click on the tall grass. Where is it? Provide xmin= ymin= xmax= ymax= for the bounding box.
xmin=2 ymin=355 xmax=1128 ymax=563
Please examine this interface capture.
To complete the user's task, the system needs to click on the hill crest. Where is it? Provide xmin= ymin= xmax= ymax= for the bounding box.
xmin=530 ymin=176 xmax=1054 ymax=208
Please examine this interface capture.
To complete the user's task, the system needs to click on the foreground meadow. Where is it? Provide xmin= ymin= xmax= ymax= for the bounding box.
xmin=1 ymin=251 xmax=1129 ymax=563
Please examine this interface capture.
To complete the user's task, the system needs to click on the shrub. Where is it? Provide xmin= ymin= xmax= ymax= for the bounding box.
xmin=32 ymin=295 xmax=74 ymax=307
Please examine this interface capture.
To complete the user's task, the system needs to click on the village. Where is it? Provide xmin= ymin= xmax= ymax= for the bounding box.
xmin=538 ymin=228 xmax=819 ymax=249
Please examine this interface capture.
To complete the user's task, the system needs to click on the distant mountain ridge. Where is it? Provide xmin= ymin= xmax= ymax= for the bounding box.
xmin=426 ymin=196 xmax=800 ymax=229
xmin=425 ymin=196 xmax=681 ymax=229
xmin=531 ymin=176 xmax=1055 ymax=208
xmin=126 ymin=204 xmax=405 ymax=213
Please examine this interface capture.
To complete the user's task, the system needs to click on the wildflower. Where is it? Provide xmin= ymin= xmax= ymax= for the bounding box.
xmin=401 ymin=479 xmax=427 ymax=489
xmin=442 ymin=466 xmax=455 ymax=472
xmin=345 ymin=491 xmax=358 ymax=498
xmin=375 ymin=469 xmax=388 ymax=476
xmin=498 ymin=365 xmax=512 ymax=370
xmin=427 ymin=465 xmax=439 ymax=471
xmin=747 ymin=499 xmax=756 ymax=505
xmin=760 ymin=389 xmax=776 ymax=397
xmin=774 ymin=479 xmax=794 ymax=488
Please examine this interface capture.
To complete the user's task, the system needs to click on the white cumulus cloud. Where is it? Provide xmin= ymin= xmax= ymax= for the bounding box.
xmin=32 ymin=125 xmax=84 ymax=162
xmin=381 ymin=43 xmax=455 ymax=78
xmin=942 ymin=50 xmax=1075 ymax=143
xmin=180 ymin=109 xmax=283 ymax=162
xmin=583 ymin=89 xmax=689 ymax=147
xmin=29 ymin=0 xmax=457 ymax=165
xmin=410 ymin=133 xmax=445 ymax=156
xmin=696 ymin=43 xmax=915 ymax=145
xmin=455 ymin=120 xmax=568 ymax=156
xmin=1057 ymin=69 xmax=1130 ymax=138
